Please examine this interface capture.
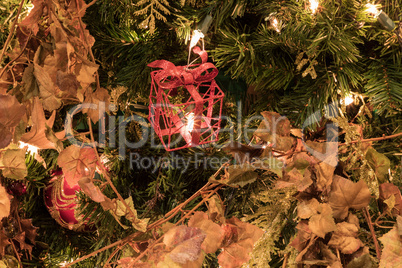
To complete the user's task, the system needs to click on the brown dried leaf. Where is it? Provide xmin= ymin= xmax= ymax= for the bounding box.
xmin=290 ymin=221 xmax=312 ymax=252
xmin=188 ymin=211 xmax=224 ymax=254
xmin=328 ymin=176 xmax=371 ymax=219
xmin=163 ymin=225 xmax=206 ymax=264
xmin=0 ymin=124 xmax=12 ymax=149
xmin=308 ymin=203 xmax=336 ymax=238
xmin=0 ymin=184 xmax=11 ymax=219
xmin=218 ymin=217 xmax=264 ymax=268
xmin=78 ymin=177 xmax=106 ymax=203
xmin=379 ymin=225 xmax=402 ymax=268
xmin=210 ymin=165 xmax=258 ymax=188
xmin=33 ymin=64 xmax=62 ymax=111
xmin=315 ymin=157 xmax=336 ymax=192
xmin=76 ymin=59 xmax=98 ymax=86
xmin=20 ymin=219 xmax=38 ymax=245
xmin=18 ymin=0 xmax=45 ymax=36
xmin=83 ymin=87 xmax=110 ymax=123
xmin=57 ymin=146 xmax=97 ymax=187
xmin=379 ymin=183 xmax=402 ymax=216
xmin=276 ymin=167 xmax=313 ymax=192
xmin=1 ymin=148 xmax=27 ymax=180
xmin=207 ymin=195 xmax=225 ymax=223
xmin=0 ymin=94 xmax=26 ymax=127
xmin=298 ymin=198 xmax=319 ymax=219
xmin=0 ymin=231 xmax=11 ymax=256
xmin=56 ymin=71 xmax=79 ymax=95
xmin=21 ymin=98 xmax=62 ymax=150
xmin=328 ymin=222 xmax=363 ymax=254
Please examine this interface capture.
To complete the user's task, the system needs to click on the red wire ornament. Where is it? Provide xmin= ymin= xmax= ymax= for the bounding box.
xmin=148 ymin=47 xmax=225 ymax=151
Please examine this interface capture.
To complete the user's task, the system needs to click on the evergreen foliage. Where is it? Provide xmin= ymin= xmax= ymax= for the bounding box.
xmin=0 ymin=0 xmax=401 ymax=267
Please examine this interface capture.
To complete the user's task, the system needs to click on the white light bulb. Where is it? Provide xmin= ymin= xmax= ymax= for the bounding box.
xmin=19 ymin=141 xmax=39 ymax=155
xmin=341 ymin=95 xmax=354 ymax=106
xmin=189 ymin=30 xmax=204 ymax=49
xmin=186 ymin=112 xmax=195 ymax=133
xmin=272 ymin=18 xmax=281 ymax=33
xmin=366 ymin=3 xmax=381 ymax=18
xmin=310 ymin=0 xmax=319 ymax=14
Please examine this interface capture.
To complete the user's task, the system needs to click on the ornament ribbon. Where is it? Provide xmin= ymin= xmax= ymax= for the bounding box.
xmin=148 ymin=46 xmax=218 ymax=89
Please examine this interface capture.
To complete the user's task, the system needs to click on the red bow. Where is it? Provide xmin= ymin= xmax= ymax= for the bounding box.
xmin=148 ymin=47 xmax=218 ymax=89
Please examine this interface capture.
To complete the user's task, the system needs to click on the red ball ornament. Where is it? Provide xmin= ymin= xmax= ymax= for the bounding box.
xmin=44 ymin=171 xmax=90 ymax=231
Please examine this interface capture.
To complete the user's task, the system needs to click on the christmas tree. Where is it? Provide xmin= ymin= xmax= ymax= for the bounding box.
xmin=0 ymin=0 xmax=401 ymax=267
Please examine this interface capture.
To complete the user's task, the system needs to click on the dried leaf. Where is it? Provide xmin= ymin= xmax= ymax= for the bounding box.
xmin=13 ymin=232 xmax=33 ymax=255
xmin=188 ymin=211 xmax=224 ymax=254
xmin=346 ymin=254 xmax=375 ymax=268
xmin=298 ymin=198 xmax=319 ymax=219
xmin=379 ymin=226 xmax=402 ymax=268
xmin=379 ymin=183 xmax=402 ymax=216
xmin=20 ymin=219 xmax=38 ymax=245
xmin=78 ymin=177 xmax=106 ymax=203
xmin=21 ymin=98 xmax=61 ymax=150
xmin=18 ymin=0 xmax=44 ymax=38
xmin=83 ymin=87 xmax=110 ymax=123
xmin=328 ymin=176 xmax=371 ymax=219
xmin=76 ymin=59 xmax=98 ymax=86
xmin=1 ymin=148 xmax=27 ymax=180
xmin=0 ymin=231 xmax=11 ymax=256
xmin=366 ymin=147 xmax=391 ymax=182
xmin=290 ymin=221 xmax=312 ymax=252
xmin=163 ymin=225 xmax=206 ymax=264
xmin=0 ymin=124 xmax=12 ymax=149
xmin=328 ymin=222 xmax=363 ymax=254
xmin=21 ymin=64 xmax=39 ymax=100
xmin=315 ymin=157 xmax=336 ymax=192
xmin=57 ymin=146 xmax=97 ymax=186
xmin=308 ymin=203 xmax=336 ymax=238
xmin=0 ymin=95 xmax=26 ymax=127
xmin=218 ymin=217 xmax=264 ymax=268
xmin=115 ymin=196 xmax=149 ymax=232
xmin=0 ymin=184 xmax=11 ymax=219
xmin=207 ymin=195 xmax=225 ymax=223
xmin=276 ymin=167 xmax=313 ymax=192
xmin=33 ymin=64 xmax=62 ymax=111
xmin=210 ymin=165 xmax=258 ymax=188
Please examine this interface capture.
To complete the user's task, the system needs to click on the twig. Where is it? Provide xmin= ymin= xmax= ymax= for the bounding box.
xmin=10 ymin=240 xmax=22 ymax=266
xmin=0 ymin=32 xmax=32 ymax=80
xmin=363 ymin=207 xmax=381 ymax=260
xmin=0 ymin=0 xmax=25 ymax=65
xmin=86 ymin=118 xmax=139 ymax=226
xmin=339 ymin=132 xmax=402 ymax=146
xmin=131 ymin=184 xmax=222 ymax=264
xmin=282 ymin=253 xmax=288 ymax=268
xmin=75 ymin=0 xmax=100 ymax=90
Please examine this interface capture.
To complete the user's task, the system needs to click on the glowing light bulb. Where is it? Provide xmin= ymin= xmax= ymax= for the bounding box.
xmin=19 ymin=141 xmax=39 ymax=155
xmin=189 ymin=30 xmax=204 ymax=49
xmin=310 ymin=0 xmax=319 ymax=14
xmin=341 ymin=95 xmax=354 ymax=106
xmin=365 ymin=3 xmax=395 ymax=31
xmin=186 ymin=112 xmax=195 ymax=133
xmin=365 ymin=3 xmax=381 ymax=17
xmin=271 ymin=18 xmax=281 ymax=33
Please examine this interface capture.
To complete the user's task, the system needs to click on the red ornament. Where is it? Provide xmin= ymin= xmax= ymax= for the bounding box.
xmin=44 ymin=171 xmax=90 ymax=231
xmin=148 ymin=47 xmax=225 ymax=151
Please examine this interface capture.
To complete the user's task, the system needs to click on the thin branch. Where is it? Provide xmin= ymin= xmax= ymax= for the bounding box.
xmin=86 ymin=117 xmax=139 ymax=225
xmin=0 ymin=0 xmax=25 ymax=65
xmin=75 ymin=0 xmax=100 ymax=90
xmin=339 ymin=132 xmax=402 ymax=146
xmin=0 ymin=32 xmax=31 ymax=80
xmin=363 ymin=207 xmax=381 ymax=260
